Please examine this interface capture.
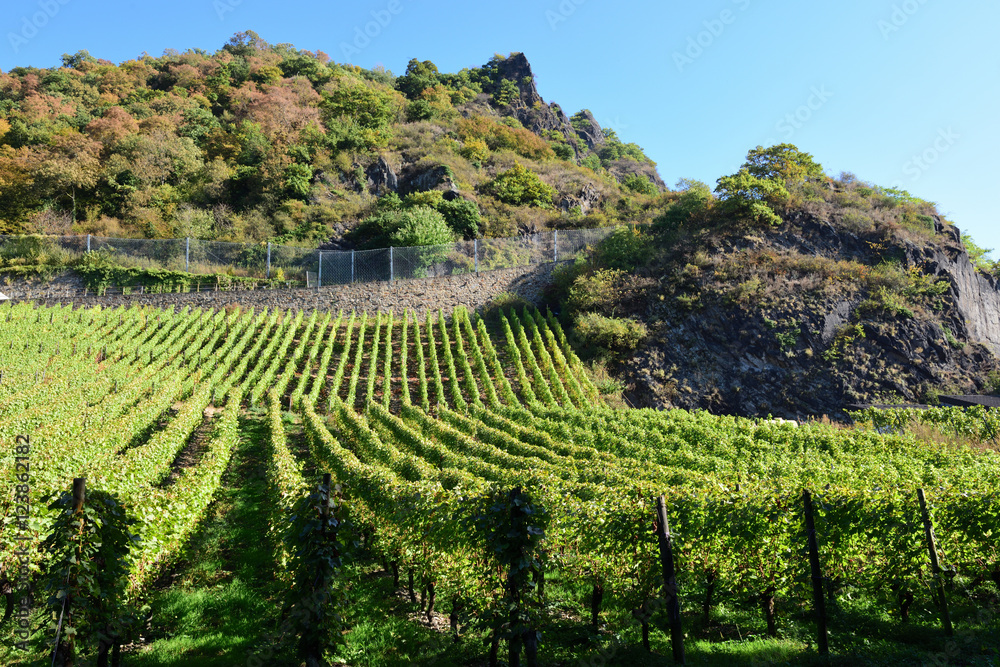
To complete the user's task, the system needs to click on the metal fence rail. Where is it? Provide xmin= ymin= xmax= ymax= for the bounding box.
xmin=0 ymin=226 xmax=621 ymax=288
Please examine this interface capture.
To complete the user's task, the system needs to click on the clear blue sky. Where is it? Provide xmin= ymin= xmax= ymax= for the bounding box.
xmin=3 ymin=0 xmax=998 ymax=254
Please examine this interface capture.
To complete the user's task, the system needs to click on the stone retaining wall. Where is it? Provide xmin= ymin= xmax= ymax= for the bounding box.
xmin=4 ymin=263 xmax=561 ymax=315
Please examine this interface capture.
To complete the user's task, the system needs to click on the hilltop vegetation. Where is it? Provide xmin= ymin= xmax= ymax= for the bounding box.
xmin=0 ymin=33 xmax=665 ymax=246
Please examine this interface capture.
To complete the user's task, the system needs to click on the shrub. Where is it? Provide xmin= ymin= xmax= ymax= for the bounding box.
xmin=485 ymin=162 xmax=556 ymax=208
xmin=457 ymin=116 xmax=554 ymax=160
xmin=592 ymin=226 xmax=653 ymax=271
xmin=459 ymin=137 xmax=490 ymax=165
xmin=388 ymin=206 xmax=456 ymax=247
xmin=622 ymin=173 xmax=658 ymax=196
xmin=552 ymin=142 xmax=574 ymax=161
xmin=350 ymin=206 xmax=455 ymax=249
xmin=575 ymin=312 xmax=647 ymax=352
xmin=566 ymin=268 xmax=625 ymax=316
xmin=437 ymin=198 xmax=481 ymax=239
xmin=743 ymin=144 xmax=824 ymax=184
xmin=714 ymin=169 xmax=789 ymax=227
xmin=481 ymin=291 xmax=530 ymax=320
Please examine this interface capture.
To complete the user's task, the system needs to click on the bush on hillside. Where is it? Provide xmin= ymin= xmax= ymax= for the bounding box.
xmin=486 ymin=163 xmax=556 ymax=208
xmin=575 ymin=312 xmax=647 ymax=352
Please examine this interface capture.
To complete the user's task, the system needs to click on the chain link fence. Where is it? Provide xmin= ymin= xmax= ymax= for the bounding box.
xmin=0 ymin=227 xmax=621 ymax=288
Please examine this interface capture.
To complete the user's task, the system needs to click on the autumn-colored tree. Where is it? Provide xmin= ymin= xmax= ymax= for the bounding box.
xmin=37 ymin=132 xmax=101 ymax=221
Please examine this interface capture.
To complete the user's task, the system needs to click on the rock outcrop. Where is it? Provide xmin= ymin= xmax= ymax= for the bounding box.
xmin=908 ymin=219 xmax=1000 ymax=356
xmin=614 ymin=216 xmax=1000 ymax=419
xmin=366 ymin=156 xmax=398 ymax=195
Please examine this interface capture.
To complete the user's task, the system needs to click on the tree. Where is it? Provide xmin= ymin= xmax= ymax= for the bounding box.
xmin=714 ymin=169 xmax=789 ymax=227
xmin=743 ymin=144 xmax=823 ymax=185
xmin=37 ymin=131 xmax=101 ymax=221
xmin=437 ymin=198 xmax=481 ymax=239
xmin=389 ymin=206 xmax=455 ymax=247
xmin=492 ymin=78 xmax=519 ymax=107
xmin=486 ymin=162 xmax=556 ymax=208
xmin=350 ymin=206 xmax=455 ymax=249
xmin=396 ymin=59 xmax=440 ymax=99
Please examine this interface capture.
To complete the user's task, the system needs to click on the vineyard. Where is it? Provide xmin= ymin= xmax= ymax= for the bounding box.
xmin=0 ymin=301 xmax=998 ymax=666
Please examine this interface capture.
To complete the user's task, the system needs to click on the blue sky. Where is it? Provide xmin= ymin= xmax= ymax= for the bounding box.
xmin=3 ymin=0 xmax=998 ymax=254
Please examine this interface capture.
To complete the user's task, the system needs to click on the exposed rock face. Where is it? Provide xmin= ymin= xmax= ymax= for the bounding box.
xmin=399 ymin=164 xmax=456 ymax=196
xmin=607 ymin=159 xmax=667 ymax=191
xmin=491 ymin=53 xmax=586 ymax=155
xmin=366 ymin=156 xmax=398 ymax=195
xmin=615 ymin=216 xmax=1000 ymax=419
xmin=908 ymin=220 xmax=1000 ymax=356
xmin=571 ymin=109 xmax=605 ymax=151
xmin=559 ymin=183 xmax=602 ymax=215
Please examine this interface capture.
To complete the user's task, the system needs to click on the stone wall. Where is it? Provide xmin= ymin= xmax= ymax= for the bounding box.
xmin=4 ymin=263 xmax=561 ymax=315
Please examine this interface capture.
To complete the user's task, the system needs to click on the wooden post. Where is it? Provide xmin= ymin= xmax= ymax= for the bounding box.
xmin=655 ymin=495 xmax=685 ymax=664
xmin=917 ymin=489 xmax=953 ymax=636
xmin=72 ymin=477 xmax=86 ymax=516
xmin=802 ymin=490 xmax=829 ymax=654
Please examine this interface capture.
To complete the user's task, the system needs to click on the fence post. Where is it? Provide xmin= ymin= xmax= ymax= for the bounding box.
xmin=918 ymin=488 xmax=954 ymax=636
xmin=553 ymin=230 xmax=558 ymax=263
xmin=390 ymin=246 xmax=394 ymax=282
xmin=185 ymin=237 xmax=190 ymax=272
xmin=474 ymin=238 xmax=479 ymax=273
xmin=266 ymin=242 xmax=271 ymax=279
xmin=318 ymin=251 xmax=323 ymax=288
xmin=351 ymin=250 xmax=355 ymax=283
xmin=655 ymin=495 xmax=685 ymax=664
xmin=86 ymin=234 xmax=91 ymax=253
xmin=803 ymin=490 xmax=829 ymax=655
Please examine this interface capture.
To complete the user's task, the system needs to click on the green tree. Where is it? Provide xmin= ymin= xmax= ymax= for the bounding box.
xmin=389 ymin=206 xmax=456 ymax=247
xmin=653 ymin=178 xmax=713 ymax=235
xmin=486 ymin=162 xmax=556 ymax=208
xmin=493 ymin=78 xmax=520 ymax=107
xmin=437 ymin=198 xmax=482 ymax=239
xmin=743 ymin=144 xmax=824 ymax=185
xmin=351 ymin=206 xmax=455 ymax=249
xmin=714 ymin=169 xmax=789 ymax=227
xmin=396 ymin=59 xmax=440 ymax=99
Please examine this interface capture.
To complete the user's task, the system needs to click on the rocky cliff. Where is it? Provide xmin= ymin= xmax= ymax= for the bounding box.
xmin=611 ymin=214 xmax=1000 ymax=419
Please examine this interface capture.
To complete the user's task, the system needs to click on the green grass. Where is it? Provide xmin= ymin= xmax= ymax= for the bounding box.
xmin=126 ymin=416 xmax=285 ymax=666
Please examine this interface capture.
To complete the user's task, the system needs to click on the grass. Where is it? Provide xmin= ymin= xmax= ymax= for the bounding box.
xmin=125 ymin=416 xmax=285 ymax=666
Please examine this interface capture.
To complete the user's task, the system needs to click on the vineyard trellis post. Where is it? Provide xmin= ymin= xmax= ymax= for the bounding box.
xmin=52 ymin=477 xmax=86 ymax=667
xmin=802 ymin=489 xmax=829 ymax=655
xmin=917 ymin=489 xmax=954 ymax=636
xmin=553 ymin=231 xmax=558 ymax=263
xmin=317 ymin=252 xmax=323 ymax=288
xmin=266 ymin=242 xmax=271 ymax=279
xmin=655 ymin=495 xmax=685 ymax=665
xmin=86 ymin=234 xmax=91 ymax=253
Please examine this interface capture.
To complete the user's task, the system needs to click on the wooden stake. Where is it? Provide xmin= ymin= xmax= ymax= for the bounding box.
xmin=655 ymin=495 xmax=686 ymax=664
xmin=803 ymin=490 xmax=829 ymax=654
xmin=918 ymin=489 xmax=954 ymax=636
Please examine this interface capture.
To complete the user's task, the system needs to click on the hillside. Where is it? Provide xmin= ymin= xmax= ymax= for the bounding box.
xmin=0 ymin=34 xmax=665 ymax=246
xmin=548 ymin=146 xmax=1000 ymax=418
